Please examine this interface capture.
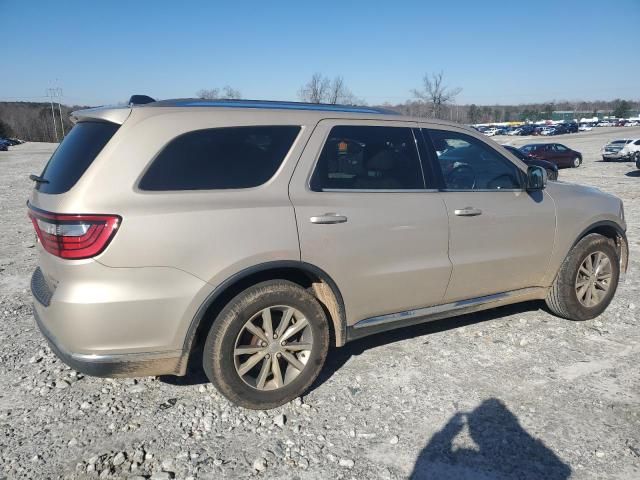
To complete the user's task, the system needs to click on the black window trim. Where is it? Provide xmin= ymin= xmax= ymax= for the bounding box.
xmin=306 ymin=123 xmax=435 ymax=193
xmin=135 ymin=124 xmax=303 ymax=193
xmin=421 ymin=126 xmax=528 ymax=193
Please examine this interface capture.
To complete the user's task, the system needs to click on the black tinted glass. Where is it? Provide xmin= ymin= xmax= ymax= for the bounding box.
xmin=37 ymin=121 xmax=119 ymax=194
xmin=310 ymin=126 xmax=424 ymax=191
xmin=139 ymin=126 xmax=300 ymax=190
xmin=426 ymin=129 xmax=524 ymax=190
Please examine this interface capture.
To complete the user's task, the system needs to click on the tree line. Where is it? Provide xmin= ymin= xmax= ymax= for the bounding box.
xmin=1 ymin=73 xmax=638 ymax=142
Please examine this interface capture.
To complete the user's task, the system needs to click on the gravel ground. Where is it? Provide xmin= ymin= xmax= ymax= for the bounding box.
xmin=1 ymin=128 xmax=639 ymax=480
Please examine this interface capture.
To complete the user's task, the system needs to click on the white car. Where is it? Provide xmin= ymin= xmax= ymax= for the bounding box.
xmin=578 ymin=124 xmax=593 ymax=131
xmin=601 ymin=138 xmax=640 ymax=161
xmin=507 ymin=128 xmax=522 ymax=136
xmin=540 ymin=127 xmax=556 ymax=136
xmin=483 ymin=128 xmax=499 ymax=137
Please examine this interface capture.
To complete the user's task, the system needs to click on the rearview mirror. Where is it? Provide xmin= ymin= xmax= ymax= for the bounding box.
xmin=526 ymin=165 xmax=547 ymax=191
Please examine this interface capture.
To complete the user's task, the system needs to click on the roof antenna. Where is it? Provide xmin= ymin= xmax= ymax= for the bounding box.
xmin=128 ymin=95 xmax=156 ymax=106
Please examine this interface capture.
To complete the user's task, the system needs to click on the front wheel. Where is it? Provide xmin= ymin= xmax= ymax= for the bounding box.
xmin=572 ymin=156 xmax=582 ymax=168
xmin=546 ymin=234 xmax=619 ymax=321
xmin=203 ymin=280 xmax=329 ymax=409
xmin=635 ymin=152 xmax=640 ymax=169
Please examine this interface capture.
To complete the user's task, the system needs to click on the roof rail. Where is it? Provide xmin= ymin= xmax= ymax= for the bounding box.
xmin=147 ymin=98 xmax=399 ymax=115
xmin=128 ymin=95 xmax=156 ymax=106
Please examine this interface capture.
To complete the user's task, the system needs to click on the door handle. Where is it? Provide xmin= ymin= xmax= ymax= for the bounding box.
xmin=310 ymin=213 xmax=348 ymax=224
xmin=454 ymin=207 xmax=483 ymax=217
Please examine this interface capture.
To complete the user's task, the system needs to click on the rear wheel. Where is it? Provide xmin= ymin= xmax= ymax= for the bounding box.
xmin=546 ymin=234 xmax=619 ymax=321
xmin=572 ymin=156 xmax=582 ymax=168
xmin=203 ymin=280 xmax=329 ymax=409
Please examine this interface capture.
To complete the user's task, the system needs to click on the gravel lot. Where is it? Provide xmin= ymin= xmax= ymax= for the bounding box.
xmin=1 ymin=128 xmax=639 ymax=479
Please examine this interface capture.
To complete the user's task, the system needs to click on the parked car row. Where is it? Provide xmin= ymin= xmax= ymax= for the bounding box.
xmin=595 ymin=120 xmax=639 ymax=127
xmin=0 ymin=137 xmax=24 ymax=151
xmin=475 ymin=123 xmax=580 ymax=137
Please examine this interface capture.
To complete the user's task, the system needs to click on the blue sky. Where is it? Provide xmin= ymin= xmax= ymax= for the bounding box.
xmin=1 ymin=0 xmax=638 ymax=107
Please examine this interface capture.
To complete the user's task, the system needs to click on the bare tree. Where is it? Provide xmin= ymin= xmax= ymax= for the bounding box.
xmin=220 ymin=86 xmax=242 ymax=99
xmin=412 ymin=71 xmax=462 ymax=119
xmin=298 ymin=73 xmax=330 ymax=103
xmin=327 ymin=77 xmax=357 ymax=104
xmin=298 ymin=73 xmax=359 ymax=104
xmin=196 ymin=86 xmax=242 ymax=100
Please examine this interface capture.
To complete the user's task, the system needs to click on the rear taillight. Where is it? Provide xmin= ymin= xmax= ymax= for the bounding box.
xmin=28 ymin=204 xmax=121 ymax=260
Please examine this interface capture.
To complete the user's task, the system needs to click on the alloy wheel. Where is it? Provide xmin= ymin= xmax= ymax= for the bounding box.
xmin=234 ymin=305 xmax=313 ymax=390
xmin=575 ymin=251 xmax=613 ymax=307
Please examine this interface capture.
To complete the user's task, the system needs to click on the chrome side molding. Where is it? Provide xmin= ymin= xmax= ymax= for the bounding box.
xmin=352 ymin=287 xmax=547 ymax=331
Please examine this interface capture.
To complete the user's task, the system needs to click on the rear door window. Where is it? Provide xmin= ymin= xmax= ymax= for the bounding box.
xmin=309 ymin=126 xmax=424 ymax=191
xmin=36 ymin=121 xmax=120 ymax=194
xmin=139 ymin=126 xmax=300 ymax=190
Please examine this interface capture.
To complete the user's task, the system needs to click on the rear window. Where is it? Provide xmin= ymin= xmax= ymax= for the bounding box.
xmin=139 ymin=126 xmax=300 ymax=191
xmin=36 ymin=121 xmax=119 ymax=194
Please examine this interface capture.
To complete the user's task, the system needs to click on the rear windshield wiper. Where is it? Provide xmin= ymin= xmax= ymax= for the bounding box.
xmin=29 ymin=174 xmax=49 ymax=184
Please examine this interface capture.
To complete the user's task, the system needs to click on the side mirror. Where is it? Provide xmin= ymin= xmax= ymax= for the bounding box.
xmin=526 ymin=165 xmax=547 ymax=191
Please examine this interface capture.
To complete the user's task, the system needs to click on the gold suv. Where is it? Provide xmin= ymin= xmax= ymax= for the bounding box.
xmin=28 ymin=98 xmax=628 ymax=409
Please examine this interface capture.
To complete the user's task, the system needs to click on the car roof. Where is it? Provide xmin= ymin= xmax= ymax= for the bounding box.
xmin=71 ymin=97 xmax=471 ymax=130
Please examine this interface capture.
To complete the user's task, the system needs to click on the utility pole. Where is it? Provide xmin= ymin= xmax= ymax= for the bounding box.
xmin=46 ymin=88 xmax=59 ymax=142
xmin=55 ymin=88 xmax=65 ymax=137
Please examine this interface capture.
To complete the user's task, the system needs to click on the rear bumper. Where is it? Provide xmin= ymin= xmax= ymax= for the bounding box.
xmin=29 ymin=256 xmax=210 ymax=377
xmin=34 ymin=307 xmax=185 ymax=377
xmin=602 ymin=152 xmax=631 ymax=160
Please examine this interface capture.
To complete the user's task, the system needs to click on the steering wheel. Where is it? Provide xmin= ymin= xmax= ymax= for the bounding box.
xmin=446 ymin=163 xmax=476 ymax=190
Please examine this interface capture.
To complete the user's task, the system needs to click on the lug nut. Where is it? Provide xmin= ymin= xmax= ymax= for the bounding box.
xmin=280 ymin=341 xmax=286 ymax=346
xmin=276 ymin=352 xmax=282 ymax=358
xmin=265 ymin=354 xmax=270 ymax=359
xmin=260 ymin=341 xmax=267 ymax=347
xmin=273 ymin=334 xmax=278 ymax=339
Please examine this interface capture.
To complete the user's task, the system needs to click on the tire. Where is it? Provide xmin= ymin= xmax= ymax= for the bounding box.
xmin=636 ymin=153 xmax=640 ymax=170
xmin=572 ymin=156 xmax=582 ymax=168
xmin=203 ymin=280 xmax=329 ymax=409
xmin=545 ymin=234 xmax=620 ymax=321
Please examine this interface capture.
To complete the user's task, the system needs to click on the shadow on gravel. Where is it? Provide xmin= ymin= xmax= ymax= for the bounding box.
xmin=625 ymin=170 xmax=640 ymax=177
xmin=310 ymin=301 xmax=543 ymax=393
xmin=410 ymin=398 xmax=571 ymax=480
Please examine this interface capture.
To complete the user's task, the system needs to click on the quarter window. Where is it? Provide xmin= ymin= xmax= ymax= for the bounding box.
xmin=139 ymin=126 xmax=301 ymax=190
xmin=426 ymin=129 xmax=524 ymax=190
xmin=310 ymin=126 xmax=424 ymax=191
